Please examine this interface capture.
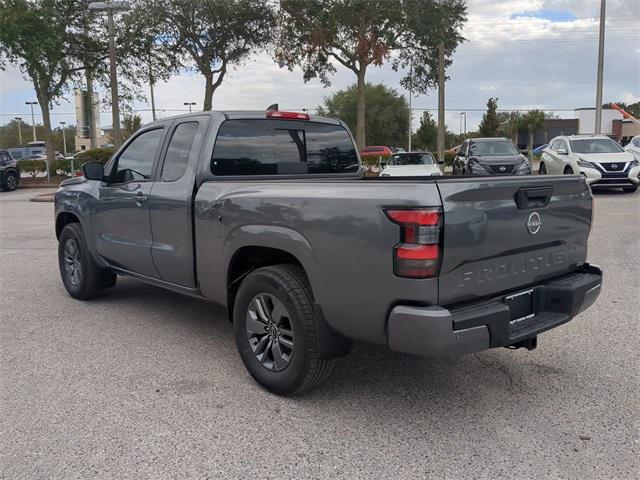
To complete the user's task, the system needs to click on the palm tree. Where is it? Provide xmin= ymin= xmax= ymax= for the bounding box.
xmin=522 ymin=110 xmax=546 ymax=159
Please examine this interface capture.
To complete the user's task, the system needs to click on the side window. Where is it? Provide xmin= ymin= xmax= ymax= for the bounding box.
xmin=112 ymin=128 xmax=163 ymax=183
xmin=161 ymin=122 xmax=199 ymax=181
xmin=560 ymin=139 xmax=569 ymax=152
xmin=549 ymin=139 xmax=557 ymax=150
xmin=305 ymin=123 xmax=358 ymax=174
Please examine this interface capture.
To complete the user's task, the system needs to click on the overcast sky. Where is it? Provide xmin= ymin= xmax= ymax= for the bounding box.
xmin=0 ymin=0 xmax=638 ymax=134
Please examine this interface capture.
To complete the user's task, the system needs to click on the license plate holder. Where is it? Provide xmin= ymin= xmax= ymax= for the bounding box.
xmin=505 ymin=288 xmax=535 ymax=329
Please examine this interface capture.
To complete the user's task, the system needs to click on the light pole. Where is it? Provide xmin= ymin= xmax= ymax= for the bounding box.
xmin=594 ymin=0 xmax=606 ymax=134
xmin=25 ymin=101 xmax=37 ymax=141
xmin=460 ymin=112 xmax=467 ymax=137
xmin=88 ymin=1 xmax=130 ymax=147
xmin=408 ymin=58 xmax=412 ymax=152
xmin=14 ymin=117 xmax=23 ymax=145
xmin=184 ymin=102 xmax=196 ymax=113
xmin=60 ymin=122 xmax=68 ymax=157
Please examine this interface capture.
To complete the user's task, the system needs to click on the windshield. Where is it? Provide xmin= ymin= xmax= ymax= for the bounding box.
xmin=469 ymin=140 xmax=519 ymax=156
xmin=388 ymin=153 xmax=435 ymax=166
xmin=570 ymin=138 xmax=623 ymax=154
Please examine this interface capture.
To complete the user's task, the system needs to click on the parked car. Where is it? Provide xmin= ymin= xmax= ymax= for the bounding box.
xmin=539 ymin=135 xmax=639 ymax=193
xmin=532 ymin=144 xmax=548 ymax=156
xmin=624 ymin=135 xmax=640 ymax=160
xmin=20 ymin=153 xmax=47 ymax=161
xmin=0 ymin=149 xmax=19 ymax=191
xmin=380 ymin=151 xmax=442 ymax=177
xmin=360 ymin=145 xmax=392 ymax=159
xmin=54 ymin=110 xmax=602 ymax=395
xmin=453 ymin=138 xmax=531 ymax=176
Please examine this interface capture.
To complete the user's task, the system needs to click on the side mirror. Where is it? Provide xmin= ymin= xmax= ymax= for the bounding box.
xmin=519 ymin=149 xmax=529 ymax=156
xmin=557 ymin=148 xmax=568 ymax=155
xmin=81 ymin=161 xmax=104 ymax=181
xmin=437 ymin=157 xmax=445 ymax=164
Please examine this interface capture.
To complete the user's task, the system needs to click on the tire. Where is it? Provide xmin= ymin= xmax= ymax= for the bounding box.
xmin=1 ymin=170 xmax=18 ymax=191
xmin=58 ymin=223 xmax=117 ymax=300
xmin=538 ymin=162 xmax=547 ymax=175
xmin=233 ymin=264 xmax=333 ymax=395
xmin=564 ymin=166 xmax=574 ymax=174
xmin=623 ymin=185 xmax=638 ymax=193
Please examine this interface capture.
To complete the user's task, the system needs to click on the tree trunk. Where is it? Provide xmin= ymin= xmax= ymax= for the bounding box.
xmin=355 ymin=66 xmax=367 ymax=150
xmin=86 ymin=67 xmax=97 ymax=149
xmin=203 ymin=72 xmax=213 ymax=111
xmin=528 ymin=129 xmax=534 ymax=160
xmin=39 ymin=97 xmax=54 ymax=182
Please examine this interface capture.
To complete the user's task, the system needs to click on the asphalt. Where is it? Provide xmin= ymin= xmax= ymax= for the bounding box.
xmin=1 ymin=187 xmax=638 ymax=480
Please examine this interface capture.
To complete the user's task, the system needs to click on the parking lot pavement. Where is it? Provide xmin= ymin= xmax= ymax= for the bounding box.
xmin=1 ymin=187 xmax=638 ymax=479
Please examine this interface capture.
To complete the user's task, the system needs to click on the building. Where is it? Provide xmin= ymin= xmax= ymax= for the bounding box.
xmin=612 ymin=119 xmax=640 ymax=145
xmin=515 ymin=119 xmax=579 ymax=149
xmin=74 ymin=89 xmax=108 ymax=151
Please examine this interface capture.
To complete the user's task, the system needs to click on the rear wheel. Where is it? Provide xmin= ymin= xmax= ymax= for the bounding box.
xmin=233 ymin=264 xmax=333 ymax=395
xmin=1 ymin=170 xmax=18 ymax=191
xmin=564 ymin=166 xmax=574 ymax=174
xmin=623 ymin=185 xmax=638 ymax=193
xmin=538 ymin=162 xmax=547 ymax=175
xmin=58 ymin=223 xmax=116 ymax=299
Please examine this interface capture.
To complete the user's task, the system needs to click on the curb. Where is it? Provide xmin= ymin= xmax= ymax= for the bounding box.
xmin=18 ymin=184 xmax=60 ymax=189
xmin=29 ymin=193 xmax=56 ymax=203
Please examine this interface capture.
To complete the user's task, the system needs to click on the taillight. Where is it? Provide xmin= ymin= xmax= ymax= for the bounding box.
xmin=385 ymin=207 xmax=442 ymax=278
xmin=266 ymin=110 xmax=310 ymax=120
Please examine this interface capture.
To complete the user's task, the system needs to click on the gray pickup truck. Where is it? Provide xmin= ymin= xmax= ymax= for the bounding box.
xmin=55 ymin=110 xmax=602 ymax=395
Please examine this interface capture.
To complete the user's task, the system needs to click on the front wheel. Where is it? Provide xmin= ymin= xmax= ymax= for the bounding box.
xmin=233 ymin=264 xmax=334 ymax=395
xmin=1 ymin=170 xmax=18 ymax=191
xmin=564 ymin=166 xmax=574 ymax=174
xmin=538 ymin=162 xmax=547 ymax=175
xmin=58 ymin=223 xmax=116 ymax=300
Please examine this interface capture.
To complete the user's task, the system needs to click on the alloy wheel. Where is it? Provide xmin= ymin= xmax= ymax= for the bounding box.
xmin=246 ymin=293 xmax=294 ymax=372
xmin=63 ymin=238 xmax=82 ymax=287
xmin=6 ymin=173 xmax=17 ymax=190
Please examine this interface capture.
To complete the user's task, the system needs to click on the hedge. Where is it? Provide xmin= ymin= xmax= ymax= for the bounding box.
xmin=18 ymin=160 xmax=47 ymax=177
xmin=75 ymin=147 xmax=115 ymax=165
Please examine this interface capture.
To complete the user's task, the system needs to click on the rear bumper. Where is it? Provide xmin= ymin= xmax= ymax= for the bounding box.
xmin=387 ymin=264 xmax=602 ymax=358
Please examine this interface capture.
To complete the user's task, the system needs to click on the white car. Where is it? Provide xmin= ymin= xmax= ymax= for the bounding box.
xmin=380 ymin=152 xmax=443 ymax=177
xmin=540 ymin=135 xmax=639 ymax=193
xmin=624 ymin=135 xmax=640 ymax=160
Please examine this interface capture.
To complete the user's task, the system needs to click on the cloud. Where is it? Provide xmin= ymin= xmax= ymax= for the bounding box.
xmin=1 ymin=0 xmax=638 ymax=135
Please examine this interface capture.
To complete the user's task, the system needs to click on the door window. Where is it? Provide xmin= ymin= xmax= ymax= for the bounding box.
xmin=112 ymin=128 xmax=163 ymax=184
xmin=161 ymin=122 xmax=199 ymax=181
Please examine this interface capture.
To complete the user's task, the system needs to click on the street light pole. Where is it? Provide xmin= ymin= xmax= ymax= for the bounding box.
xmin=594 ymin=0 xmax=606 ymax=134
xmin=14 ymin=117 xmax=23 ymax=145
xmin=184 ymin=102 xmax=196 ymax=113
xmin=25 ymin=102 xmax=37 ymax=141
xmin=60 ymin=122 xmax=67 ymax=157
xmin=408 ymin=58 xmax=412 ymax=152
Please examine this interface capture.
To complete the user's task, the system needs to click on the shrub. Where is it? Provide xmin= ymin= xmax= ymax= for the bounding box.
xmin=444 ymin=151 xmax=455 ymax=167
xmin=18 ymin=160 xmax=47 ymax=178
xmin=75 ymin=147 xmax=115 ymax=165
xmin=54 ymin=159 xmax=72 ymax=175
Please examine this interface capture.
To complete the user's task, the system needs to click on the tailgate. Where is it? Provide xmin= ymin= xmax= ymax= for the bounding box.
xmin=435 ymin=176 xmax=592 ymax=305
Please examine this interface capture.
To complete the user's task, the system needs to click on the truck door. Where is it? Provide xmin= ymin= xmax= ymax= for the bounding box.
xmin=92 ymin=127 xmax=164 ymax=278
xmin=148 ymin=117 xmax=209 ymax=288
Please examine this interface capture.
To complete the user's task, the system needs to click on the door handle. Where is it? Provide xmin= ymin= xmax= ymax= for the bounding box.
xmin=134 ymin=192 xmax=148 ymax=204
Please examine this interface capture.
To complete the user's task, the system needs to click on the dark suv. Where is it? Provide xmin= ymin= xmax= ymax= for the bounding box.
xmin=453 ymin=138 xmax=531 ymax=176
xmin=0 ymin=149 xmax=19 ymax=191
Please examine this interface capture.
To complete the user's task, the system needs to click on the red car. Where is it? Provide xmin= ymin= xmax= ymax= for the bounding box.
xmin=360 ymin=145 xmax=393 ymax=158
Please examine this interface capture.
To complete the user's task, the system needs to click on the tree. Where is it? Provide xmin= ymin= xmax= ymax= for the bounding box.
xmin=318 ymin=83 xmax=409 ymax=147
xmin=522 ymin=110 xmax=546 ymax=158
xmin=277 ymin=0 xmax=466 ymax=150
xmin=122 ymin=114 xmax=143 ymax=141
xmin=478 ymin=97 xmax=499 ymax=137
xmin=138 ymin=0 xmax=276 ymax=111
xmin=496 ymin=111 xmax=525 ymax=145
xmin=607 ymin=101 xmax=640 ymax=118
xmin=412 ymin=111 xmax=438 ymax=151
xmin=0 ymin=0 xmax=101 ymax=176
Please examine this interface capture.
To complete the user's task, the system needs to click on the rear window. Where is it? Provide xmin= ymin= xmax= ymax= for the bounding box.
xmin=211 ymin=119 xmax=359 ymax=176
